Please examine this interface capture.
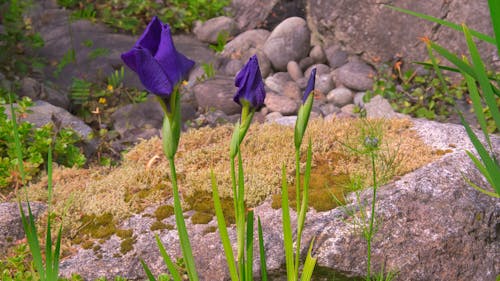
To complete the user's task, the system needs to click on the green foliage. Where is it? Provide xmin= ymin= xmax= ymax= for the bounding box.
xmin=0 ymin=96 xmax=86 ymax=188
xmin=209 ymin=31 xmax=229 ymax=53
xmin=88 ymin=47 xmax=110 ymax=60
xmin=53 ymin=49 xmax=76 ymax=78
xmin=0 ymin=0 xmax=46 ymax=78
xmin=56 ymin=0 xmax=230 ymax=34
xmin=107 ymin=67 xmax=124 ymax=89
xmin=364 ymin=64 xmax=468 ymax=121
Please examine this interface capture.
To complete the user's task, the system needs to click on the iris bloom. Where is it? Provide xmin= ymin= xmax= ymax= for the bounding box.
xmin=121 ymin=16 xmax=194 ymax=102
xmin=233 ymin=55 xmax=266 ymax=109
xmin=302 ymin=68 xmax=316 ymax=103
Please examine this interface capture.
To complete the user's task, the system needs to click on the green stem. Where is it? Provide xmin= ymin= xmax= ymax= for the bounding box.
xmin=366 ymin=152 xmax=377 ymax=281
xmin=295 ymin=149 xmax=300 ymax=214
xmin=168 ymin=157 xmax=199 ymax=281
xmin=294 ymin=148 xmax=301 ymax=279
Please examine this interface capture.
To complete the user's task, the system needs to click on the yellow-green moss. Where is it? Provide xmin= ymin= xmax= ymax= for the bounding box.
xmin=120 ymin=237 xmax=135 ymax=254
xmin=116 ymin=229 xmax=133 ymax=239
xmin=79 ymin=213 xmax=116 ymax=240
xmin=154 ymin=205 xmax=174 ymax=221
xmin=150 ymin=221 xmax=169 ymax=231
xmin=191 ymin=212 xmax=213 ymax=224
xmin=203 ymin=226 xmax=217 ymax=234
xmin=81 ymin=240 xmax=94 ymax=250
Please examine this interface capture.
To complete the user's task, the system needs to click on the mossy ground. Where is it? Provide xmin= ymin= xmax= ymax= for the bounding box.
xmin=21 ymin=117 xmax=443 ymax=251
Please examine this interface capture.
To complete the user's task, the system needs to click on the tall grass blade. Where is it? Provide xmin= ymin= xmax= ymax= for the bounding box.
xmin=211 ymin=171 xmax=239 ymax=281
xmin=463 ymin=24 xmax=500 ymax=130
xmin=155 ymin=235 xmax=183 ymax=281
xmin=385 ymin=5 xmax=496 ymax=44
xmin=19 ymin=202 xmax=45 ymax=280
xmin=461 ymin=115 xmax=500 ymax=195
xmin=281 ymin=164 xmax=295 ymax=281
xmin=461 ymin=58 xmax=492 ymax=149
xmin=428 ymin=40 xmax=500 ymax=98
xmin=299 ymin=241 xmax=317 ymax=281
xmin=257 ymin=217 xmax=268 ymax=281
xmin=140 ymin=259 xmax=157 ymax=281
xmin=245 ymin=210 xmax=254 ymax=281
xmin=425 ymin=42 xmax=449 ymax=96
xmin=167 ymin=158 xmax=199 ymax=281
xmin=488 ymin=0 xmax=500 ymax=52
xmin=9 ymin=101 xmax=25 ymax=184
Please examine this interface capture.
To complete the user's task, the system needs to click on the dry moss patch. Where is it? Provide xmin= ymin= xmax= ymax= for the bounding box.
xmin=25 ymin=118 xmax=443 ymax=247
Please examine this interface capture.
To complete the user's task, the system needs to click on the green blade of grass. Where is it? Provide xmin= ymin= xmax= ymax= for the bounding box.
xmin=465 ymin=150 xmax=494 ymax=187
xmin=299 ymin=240 xmax=317 ymax=281
xmin=154 ymin=235 xmax=183 ymax=281
xmin=488 ymin=0 xmax=500 ymax=52
xmin=167 ymin=158 xmax=199 ymax=281
xmin=9 ymin=101 xmax=25 ymax=184
xmin=211 ymin=171 xmax=239 ymax=281
xmin=463 ymin=175 xmax=500 ymax=198
xmin=385 ymin=5 xmax=496 ymax=44
xmin=140 ymin=259 xmax=157 ymax=281
xmin=281 ymin=164 xmax=295 ymax=281
xmin=461 ymin=57 xmax=492 ymax=149
xmin=428 ymin=40 xmax=500 ymax=98
xmin=19 ymin=202 xmax=45 ymax=281
xmin=45 ymin=216 xmax=53 ymax=280
xmin=425 ymin=41 xmax=449 ymax=96
xmin=461 ymin=115 xmax=500 ymax=195
xmin=50 ymin=225 xmax=63 ymax=281
xmin=245 ymin=210 xmax=254 ymax=281
xmin=257 ymin=217 xmax=268 ymax=281
xmin=463 ymin=24 xmax=500 ymax=130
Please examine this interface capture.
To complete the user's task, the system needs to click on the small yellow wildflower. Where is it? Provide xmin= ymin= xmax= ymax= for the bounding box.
xmin=98 ymin=97 xmax=107 ymax=104
xmin=107 ymin=85 xmax=114 ymax=91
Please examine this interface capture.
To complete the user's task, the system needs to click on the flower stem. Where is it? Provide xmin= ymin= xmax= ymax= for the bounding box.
xmin=366 ymin=152 xmax=377 ymax=281
xmin=168 ymin=157 xmax=199 ymax=281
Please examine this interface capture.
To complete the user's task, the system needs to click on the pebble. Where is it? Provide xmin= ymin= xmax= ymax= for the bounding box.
xmin=310 ymin=45 xmax=327 ymax=64
xmin=287 ymin=61 xmax=303 ymax=81
xmin=305 ymin=63 xmax=330 ymax=78
xmin=325 ymin=45 xmax=348 ymax=69
xmin=334 ymin=61 xmax=375 ymax=91
xmin=282 ymin=81 xmax=302 ymax=100
xmin=263 ymin=17 xmax=311 ymax=70
xmin=264 ymin=92 xmax=299 ymax=115
xmin=299 ymin=56 xmax=315 ymax=71
xmin=327 ymin=87 xmax=354 ymax=107
xmin=193 ymin=16 xmax=238 ymax=44
xmin=316 ymin=74 xmax=335 ymax=95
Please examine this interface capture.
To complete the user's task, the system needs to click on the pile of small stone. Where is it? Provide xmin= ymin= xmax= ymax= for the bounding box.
xmin=190 ymin=16 xmax=398 ymax=128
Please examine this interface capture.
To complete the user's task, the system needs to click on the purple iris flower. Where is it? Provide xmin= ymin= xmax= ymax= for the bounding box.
xmin=233 ymin=55 xmax=266 ymax=109
xmin=121 ymin=16 xmax=194 ymax=98
xmin=302 ymin=68 xmax=316 ymax=103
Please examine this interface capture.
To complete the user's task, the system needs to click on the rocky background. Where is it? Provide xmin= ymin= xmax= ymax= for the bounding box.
xmin=1 ymin=0 xmax=499 ymax=280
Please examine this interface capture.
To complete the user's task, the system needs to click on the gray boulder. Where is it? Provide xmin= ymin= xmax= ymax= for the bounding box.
xmin=0 ymin=202 xmax=47 ymax=256
xmin=193 ymin=76 xmax=241 ymax=115
xmin=263 ymin=17 xmax=311 ymax=71
xmin=57 ymin=119 xmax=499 ymax=281
xmin=307 ymin=0 xmax=497 ymax=68
xmin=229 ymin=0 xmax=279 ymax=30
xmin=19 ymin=77 xmax=70 ymax=109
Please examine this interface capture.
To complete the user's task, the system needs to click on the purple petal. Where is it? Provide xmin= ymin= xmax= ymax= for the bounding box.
xmin=133 ymin=47 xmax=173 ymax=96
xmin=135 ymin=16 xmax=162 ymax=55
xmin=233 ymin=55 xmax=265 ymax=108
xmin=302 ymin=68 xmax=316 ymax=103
xmin=154 ymin=23 xmax=194 ymax=84
xmin=121 ymin=50 xmax=138 ymax=73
